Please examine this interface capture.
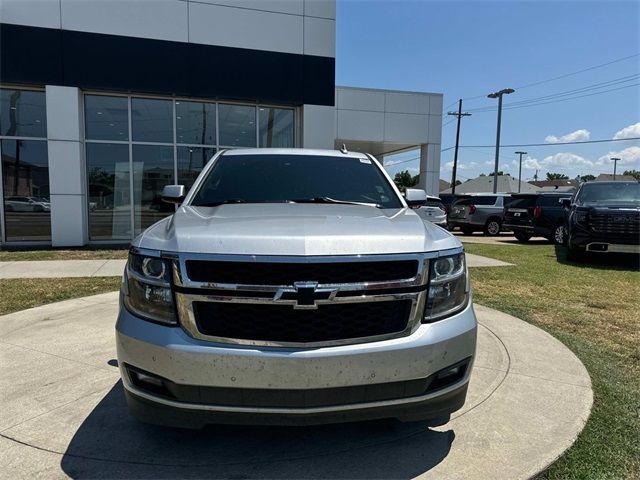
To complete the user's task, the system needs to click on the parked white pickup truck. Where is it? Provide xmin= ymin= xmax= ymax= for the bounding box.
xmin=116 ymin=148 xmax=477 ymax=427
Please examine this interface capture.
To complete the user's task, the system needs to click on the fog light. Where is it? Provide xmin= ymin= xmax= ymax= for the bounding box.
xmin=437 ymin=365 xmax=463 ymax=380
xmin=427 ymin=358 xmax=470 ymax=392
xmin=133 ymin=371 xmax=164 ymax=388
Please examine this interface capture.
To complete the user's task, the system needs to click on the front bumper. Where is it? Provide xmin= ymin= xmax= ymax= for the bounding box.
xmin=116 ymin=302 xmax=477 ymax=427
xmin=569 ymin=228 xmax=640 ymax=253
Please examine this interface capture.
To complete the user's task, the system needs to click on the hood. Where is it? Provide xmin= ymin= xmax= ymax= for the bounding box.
xmin=134 ymin=204 xmax=461 ymax=256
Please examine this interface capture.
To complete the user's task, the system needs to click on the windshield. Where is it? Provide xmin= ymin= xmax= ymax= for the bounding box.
xmin=190 ymin=154 xmax=403 ymax=208
xmin=575 ymin=182 xmax=639 ymax=205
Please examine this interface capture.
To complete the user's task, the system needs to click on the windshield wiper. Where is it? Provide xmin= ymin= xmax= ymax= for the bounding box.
xmin=193 ymin=199 xmax=247 ymax=207
xmin=290 ymin=197 xmax=382 ymax=208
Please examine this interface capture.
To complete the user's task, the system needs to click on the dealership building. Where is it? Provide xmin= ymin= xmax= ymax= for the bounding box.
xmin=0 ymin=0 xmax=443 ymax=247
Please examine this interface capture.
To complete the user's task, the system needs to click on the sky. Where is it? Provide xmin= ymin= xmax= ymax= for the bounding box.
xmin=336 ymin=0 xmax=640 ymax=183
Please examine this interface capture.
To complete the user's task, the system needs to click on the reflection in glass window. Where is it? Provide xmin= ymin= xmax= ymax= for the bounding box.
xmin=176 ymin=101 xmax=216 ymax=146
xmin=85 ymin=95 xmax=128 ymax=141
xmin=177 ymin=147 xmax=216 ymax=191
xmin=131 ymin=98 xmax=173 ymax=143
xmin=132 ymin=145 xmax=175 ymax=234
xmin=86 ymin=143 xmax=132 ymax=240
xmin=218 ymin=104 xmax=256 ymax=147
xmin=1 ymin=140 xmax=51 ymax=241
xmin=259 ymin=107 xmax=294 ymax=147
xmin=0 ymin=89 xmax=47 ymax=138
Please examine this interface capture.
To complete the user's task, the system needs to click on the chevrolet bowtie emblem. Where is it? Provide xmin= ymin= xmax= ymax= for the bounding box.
xmin=274 ymin=281 xmax=339 ymax=309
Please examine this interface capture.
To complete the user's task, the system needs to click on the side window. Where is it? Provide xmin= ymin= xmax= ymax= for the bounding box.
xmin=540 ymin=196 xmax=561 ymax=207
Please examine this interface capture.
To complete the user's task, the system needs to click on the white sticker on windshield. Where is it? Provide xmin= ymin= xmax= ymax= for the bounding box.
xmin=360 ymin=158 xmax=372 ymax=164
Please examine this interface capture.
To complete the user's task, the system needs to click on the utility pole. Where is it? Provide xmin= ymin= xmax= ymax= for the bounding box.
xmin=447 ymin=99 xmax=471 ymax=194
xmin=487 ymin=88 xmax=515 ymax=193
xmin=515 ymin=151 xmax=527 ymax=193
xmin=611 ymin=157 xmax=620 ymax=180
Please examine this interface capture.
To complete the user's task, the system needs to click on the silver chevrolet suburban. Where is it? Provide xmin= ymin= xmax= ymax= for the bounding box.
xmin=116 ymin=148 xmax=477 ymax=427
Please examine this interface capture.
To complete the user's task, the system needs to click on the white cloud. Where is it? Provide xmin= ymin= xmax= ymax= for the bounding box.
xmin=541 ymin=152 xmax=594 ymax=168
xmin=441 ymin=161 xmax=478 ymax=171
xmin=613 ymin=122 xmax=640 ymax=140
xmin=511 ymin=156 xmax=542 ymax=170
xmin=596 ymin=146 xmax=640 ymax=166
xmin=545 ymin=129 xmax=590 ymax=144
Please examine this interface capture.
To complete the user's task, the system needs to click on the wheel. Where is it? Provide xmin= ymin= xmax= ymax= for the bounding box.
xmin=552 ymin=225 xmax=565 ymax=245
xmin=461 ymin=227 xmax=474 ymax=236
xmin=484 ymin=219 xmax=501 ymax=236
xmin=513 ymin=230 xmax=532 ymax=243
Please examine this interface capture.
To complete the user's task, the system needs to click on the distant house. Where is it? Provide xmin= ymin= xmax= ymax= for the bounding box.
xmin=595 ymin=174 xmax=636 ymax=182
xmin=439 ymin=179 xmax=451 ymax=192
xmin=530 ymin=179 xmax=578 ymax=193
xmin=439 ymin=174 xmax=537 ymax=194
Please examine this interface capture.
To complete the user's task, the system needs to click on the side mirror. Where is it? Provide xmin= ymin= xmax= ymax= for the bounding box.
xmin=161 ymin=185 xmax=186 ymax=204
xmin=560 ymin=198 xmax=571 ymax=208
xmin=404 ymin=188 xmax=428 ymax=208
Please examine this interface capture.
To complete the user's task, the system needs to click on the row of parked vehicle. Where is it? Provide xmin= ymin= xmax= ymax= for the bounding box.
xmin=415 ymin=181 xmax=640 ymax=260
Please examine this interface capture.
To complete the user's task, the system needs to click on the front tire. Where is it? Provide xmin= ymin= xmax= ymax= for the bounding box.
xmin=484 ymin=219 xmax=501 ymax=236
xmin=513 ymin=230 xmax=532 ymax=243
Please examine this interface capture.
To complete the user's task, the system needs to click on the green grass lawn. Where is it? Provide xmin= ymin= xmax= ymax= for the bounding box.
xmin=0 ymin=277 xmax=121 ymax=316
xmin=0 ymin=248 xmax=128 ymax=262
xmin=465 ymin=243 xmax=639 ymax=480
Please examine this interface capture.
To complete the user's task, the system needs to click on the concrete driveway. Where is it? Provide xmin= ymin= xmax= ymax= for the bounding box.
xmin=0 ymin=293 xmax=591 ymax=479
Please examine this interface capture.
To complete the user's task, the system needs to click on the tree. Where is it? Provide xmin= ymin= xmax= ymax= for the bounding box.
xmin=546 ymin=172 xmax=569 ymax=180
xmin=488 ymin=171 xmax=504 ymax=177
xmin=454 ymin=180 xmax=462 ymax=186
xmin=580 ymin=174 xmax=596 ymax=182
xmin=393 ymin=170 xmax=419 ymax=190
xmin=623 ymin=169 xmax=640 ymax=180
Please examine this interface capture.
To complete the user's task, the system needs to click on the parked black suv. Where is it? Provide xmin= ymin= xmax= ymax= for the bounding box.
xmin=563 ymin=181 xmax=639 ymax=260
xmin=503 ymin=193 xmax=570 ymax=244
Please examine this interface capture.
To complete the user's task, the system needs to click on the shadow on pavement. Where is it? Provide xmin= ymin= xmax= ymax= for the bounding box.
xmin=61 ymin=382 xmax=454 ymax=479
xmin=554 ymin=245 xmax=640 ymax=271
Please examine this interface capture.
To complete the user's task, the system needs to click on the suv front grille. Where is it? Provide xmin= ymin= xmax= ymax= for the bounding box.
xmin=185 ymin=259 xmax=419 ymax=285
xmin=590 ymin=211 xmax=640 ymax=237
xmin=193 ymin=300 xmax=413 ymax=343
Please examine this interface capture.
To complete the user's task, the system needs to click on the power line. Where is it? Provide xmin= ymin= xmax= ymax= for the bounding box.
xmin=460 ymin=52 xmax=640 ymax=102
xmin=441 ymin=136 xmax=640 ymax=152
xmin=467 ymin=76 xmax=639 ymax=113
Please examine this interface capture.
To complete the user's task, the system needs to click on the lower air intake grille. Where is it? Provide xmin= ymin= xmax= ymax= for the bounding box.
xmin=193 ymin=300 xmax=413 ymax=343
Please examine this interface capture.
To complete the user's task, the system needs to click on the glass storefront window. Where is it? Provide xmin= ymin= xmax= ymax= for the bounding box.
xmin=218 ymin=104 xmax=256 ymax=147
xmin=132 ymin=98 xmax=173 ymax=143
xmin=132 ymin=145 xmax=175 ymax=234
xmin=1 ymin=140 xmax=51 ymax=241
xmin=177 ymin=146 xmax=216 ymax=191
xmin=0 ymin=89 xmax=47 ymax=138
xmin=85 ymin=95 xmax=129 ymax=141
xmin=86 ymin=143 xmax=132 ymax=240
xmin=176 ymin=101 xmax=216 ymax=146
xmin=259 ymin=107 xmax=294 ymax=147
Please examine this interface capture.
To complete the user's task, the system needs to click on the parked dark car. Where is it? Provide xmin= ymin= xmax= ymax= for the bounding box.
xmin=563 ymin=181 xmax=639 ymax=260
xmin=503 ymin=192 xmax=570 ymax=244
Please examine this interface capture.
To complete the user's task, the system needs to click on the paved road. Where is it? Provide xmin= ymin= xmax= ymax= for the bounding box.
xmin=0 ymin=293 xmax=591 ymax=479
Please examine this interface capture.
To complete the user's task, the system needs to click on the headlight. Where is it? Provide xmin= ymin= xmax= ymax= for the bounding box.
xmin=122 ymin=252 xmax=176 ymax=325
xmin=423 ymin=252 xmax=469 ymax=322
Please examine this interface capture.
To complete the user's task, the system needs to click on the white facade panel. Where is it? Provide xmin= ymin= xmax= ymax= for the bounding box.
xmin=61 ymin=0 xmax=188 ymax=42
xmin=385 ymin=92 xmax=430 ymax=115
xmin=337 ymin=110 xmax=384 ymax=142
xmin=47 ymin=141 xmax=84 ymax=195
xmin=428 ymin=115 xmax=443 ymax=144
xmin=384 ymin=113 xmax=429 ymax=143
xmin=0 ymin=0 xmax=61 ymax=29
xmin=192 ymin=1 xmax=304 ymax=16
xmin=303 ymin=16 xmax=335 ymax=57
xmin=189 ymin=2 xmax=303 ymax=54
xmin=302 ymin=105 xmax=336 ymax=149
xmin=50 ymin=193 xmax=87 ymax=246
xmin=336 ymin=89 xmax=385 ymax=112
xmin=45 ymin=85 xmax=82 ymax=141
xmin=429 ymin=94 xmax=444 ymax=115
xmin=304 ymin=0 xmax=336 ymax=19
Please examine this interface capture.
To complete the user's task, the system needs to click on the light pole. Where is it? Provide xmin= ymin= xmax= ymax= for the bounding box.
xmin=488 ymin=88 xmax=515 ymax=193
xmin=515 ymin=151 xmax=527 ymax=193
xmin=447 ymin=99 xmax=471 ymax=194
xmin=611 ymin=157 xmax=620 ymax=180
